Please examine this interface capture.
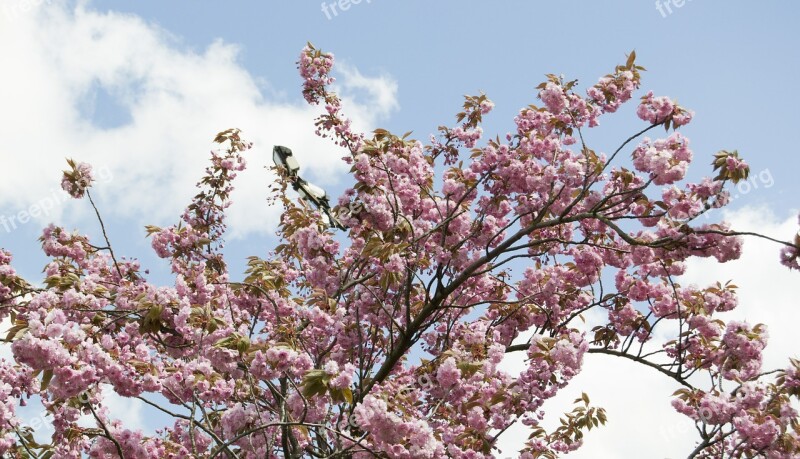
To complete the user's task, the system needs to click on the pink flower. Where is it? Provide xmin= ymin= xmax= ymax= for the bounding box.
xmin=330 ymin=364 xmax=355 ymax=389
xmin=717 ymin=321 xmax=767 ymax=381
xmin=637 ymin=91 xmax=694 ymax=127
xmin=61 ymin=160 xmax=95 ymax=198
xmin=588 ymin=69 xmax=639 ymax=113
xmin=733 ymin=415 xmax=780 ymax=450
xmin=540 ymin=82 xmax=567 ymax=114
xmin=637 ymin=91 xmax=675 ymax=124
xmin=298 ymin=45 xmax=335 ymax=104
xmin=436 ymin=357 xmax=461 ymax=388
xmin=780 ymin=245 xmax=800 ymax=270
xmin=632 ymin=133 xmax=693 ymax=185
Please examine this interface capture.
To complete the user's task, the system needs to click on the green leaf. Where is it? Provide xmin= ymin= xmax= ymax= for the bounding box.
xmin=330 ymin=387 xmax=353 ymax=404
xmin=301 ymin=369 xmax=330 ymax=399
xmin=626 ymin=50 xmax=637 ymax=68
xmin=140 ymin=304 xmax=164 ymax=334
xmin=40 ymin=369 xmax=53 ymax=392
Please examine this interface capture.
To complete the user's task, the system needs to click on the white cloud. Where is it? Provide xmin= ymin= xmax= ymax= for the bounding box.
xmin=337 ymin=63 xmax=400 ymax=119
xmin=3 ymin=2 xmax=797 ymax=456
xmin=497 ymin=206 xmax=799 ymax=458
xmin=0 ymin=0 xmax=399 ymax=444
xmin=0 ymin=0 xmax=398 ymax=239
xmin=101 ymin=386 xmax=146 ymax=432
xmin=678 ymin=206 xmax=800 ymax=369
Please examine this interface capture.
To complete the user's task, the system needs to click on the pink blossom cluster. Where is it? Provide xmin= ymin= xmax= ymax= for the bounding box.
xmin=451 ymin=125 xmax=483 ymax=148
xmin=298 ymin=45 xmax=364 ymax=151
xmin=672 ymin=382 xmax=799 ymax=457
xmin=780 ymin=245 xmax=800 ymax=270
xmin=636 ymin=90 xmax=694 ymax=127
xmin=725 ymin=154 xmax=749 ymax=175
xmin=607 ymin=301 xmax=647 ymax=338
xmin=540 ymin=82 xmax=568 ymax=114
xmin=298 ymin=43 xmax=335 ymax=104
xmin=354 ymin=395 xmax=444 ymax=458
xmin=586 ymin=66 xmax=639 ymax=114
xmin=0 ymin=45 xmax=797 ymax=458
xmin=632 ymin=133 xmax=693 ymax=185
xmin=61 ymin=160 xmax=95 ymax=199
xmin=517 ymin=332 xmax=588 ymax=414
xmin=716 ymin=321 xmax=768 ymax=381
xmin=0 ymin=250 xmax=18 ymax=314
xmin=88 ymin=426 xmax=167 ymax=458
xmin=0 ymin=362 xmax=35 ymax=453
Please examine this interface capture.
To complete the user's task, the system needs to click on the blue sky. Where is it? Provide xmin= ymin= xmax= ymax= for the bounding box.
xmin=1 ymin=1 xmax=799 ymax=457
xmin=3 ymin=0 xmax=800 ymax=277
xmin=96 ymin=0 xmax=800 ymax=172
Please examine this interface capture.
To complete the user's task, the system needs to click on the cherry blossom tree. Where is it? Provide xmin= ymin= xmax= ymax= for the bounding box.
xmin=1 ymin=44 xmax=799 ymax=458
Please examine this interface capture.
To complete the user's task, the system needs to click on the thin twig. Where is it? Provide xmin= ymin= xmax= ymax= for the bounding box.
xmin=86 ymin=190 xmax=123 ymax=279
